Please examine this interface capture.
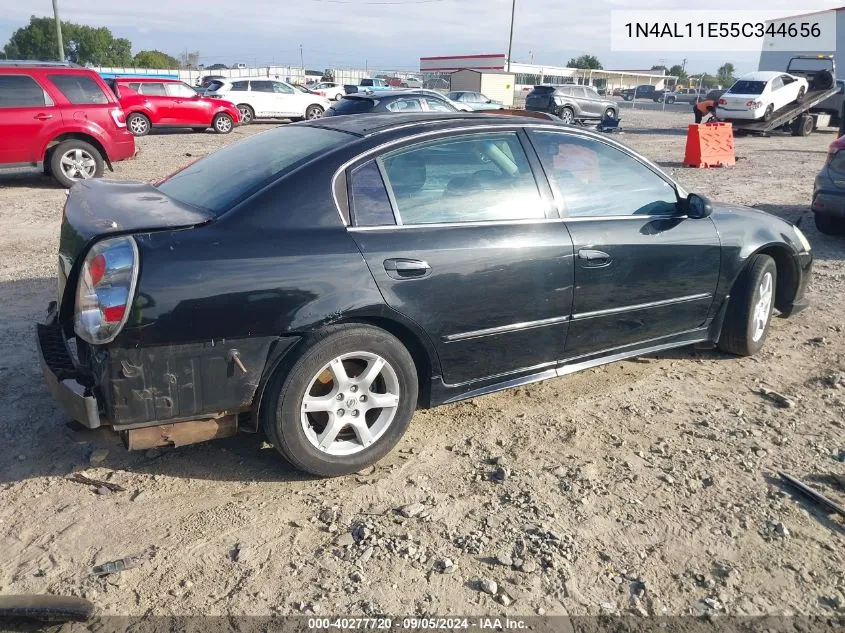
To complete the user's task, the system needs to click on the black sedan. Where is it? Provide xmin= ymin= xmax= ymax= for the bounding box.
xmin=812 ymin=133 xmax=845 ymax=235
xmin=37 ymin=114 xmax=813 ymax=476
xmin=326 ymin=91 xmax=459 ymax=116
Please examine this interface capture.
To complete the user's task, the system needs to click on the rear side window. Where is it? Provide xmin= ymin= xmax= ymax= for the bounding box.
xmin=157 ymin=126 xmax=353 ymax=215
xmin=166 ymin=82 xmax=197 ymax=97
xmin=378 ymin=132 xmax=545 ymax=225
xmin=386 ymin=98 xmax=423 ymax=112
xmin=529 ymin=130 xmax=678 ymax=217
xmin=0 ymin=75 xmax=47 ymax=107
xmin=251 ymin=81 xmax=275 ymax=93
xmin=47 ymin=74 xmax=108 ymax=104
xmin=423 ymin=97 xmax=455 ymax=112
xmin=349 ymin=161 xmax=395 ymax=226
xmin=139 ymin=83 xmax=167 ymax=96
xmin=331 ymin=98 xmax=376 ymax=114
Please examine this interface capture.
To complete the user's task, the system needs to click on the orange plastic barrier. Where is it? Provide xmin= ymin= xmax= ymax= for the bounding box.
xmin=684 ymin=122 xmax=736 ymax=168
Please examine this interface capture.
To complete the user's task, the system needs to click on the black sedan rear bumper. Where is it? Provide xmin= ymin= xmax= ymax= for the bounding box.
xmin=36 ymin=320 xmax=101 ymax=429
xmin=812 ymin=188 xmax=845 ymax=218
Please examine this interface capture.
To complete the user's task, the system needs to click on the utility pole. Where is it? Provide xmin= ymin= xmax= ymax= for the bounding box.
xmin=299 ymin=44 xmax=304 ymax=77
xmin=506 ymin=0 xmax=516 ymax=72
xmin=52 ymin=0 xmax=64 ymax=61
xmin=682 ymin=58 xmax=687 ymax=71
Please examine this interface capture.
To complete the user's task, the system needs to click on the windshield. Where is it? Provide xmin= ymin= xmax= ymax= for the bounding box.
xmin=787 ymin=58 xmax=833 ymax=73
xmin=156 ymin=126 xmax=353 ymax=214
xmin=728 ymin=80 xmax=766 ymax=95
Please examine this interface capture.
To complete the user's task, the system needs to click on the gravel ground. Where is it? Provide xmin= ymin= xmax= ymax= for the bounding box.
xmin=0 ymin=111 xmax=843 ymax=618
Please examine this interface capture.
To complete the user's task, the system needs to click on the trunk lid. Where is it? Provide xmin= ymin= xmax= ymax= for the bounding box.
xmin=719 ymin=93 xmax=756 ymax=111
xmin=57 ymin=179 xmax=213 ymax=313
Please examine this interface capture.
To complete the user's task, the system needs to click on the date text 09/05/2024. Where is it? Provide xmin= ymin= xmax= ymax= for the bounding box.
xmin=307 ymin=618 xmax=528 ymax=630
xmin=624 ymin=22 xmax=821 ymax=39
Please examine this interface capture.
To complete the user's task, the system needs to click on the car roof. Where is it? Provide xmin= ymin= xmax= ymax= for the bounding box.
xmin=308 ymin=112 xmax=575 ymax=137
xmin=342 ymin=90 xmax=453 ymax=102
xmin=737 ymin=71 xmax=783 ymax=82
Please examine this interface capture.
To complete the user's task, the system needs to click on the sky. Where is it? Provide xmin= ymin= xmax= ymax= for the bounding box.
xmin=0 ymin=0 xmax=841 ymax=74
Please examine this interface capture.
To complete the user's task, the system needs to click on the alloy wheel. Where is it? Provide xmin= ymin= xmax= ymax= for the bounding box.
xmin=59 ymin=148 xmax=97 ymax=181
xmin=238 ymin=105 xmax=253 ymax=124
xmin=215 ymin=115 xmax=233 ymax=133
xmin=306 ymin=106 xmax=324 ymax=120
xmin=300 ymin=351 xmax=400 ymax=456
xmin=751 ymin=272 xmax=773 ymax=342
xmin=129 ymin=116 xmax=148 ymax=135
xmin=560 ymin=108 xmax=574 ymax=124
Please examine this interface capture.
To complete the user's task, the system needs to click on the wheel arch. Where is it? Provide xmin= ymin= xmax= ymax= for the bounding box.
xmin=44 ymin=133 xmax=111 ymax=169
xmin=732 ymin=243 xmax=800 ymax=315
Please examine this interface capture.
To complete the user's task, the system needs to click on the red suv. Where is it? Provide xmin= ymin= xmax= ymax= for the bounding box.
xmin=0 ymin=61 xmax=136 ymax=188
xmin=111 ymin=77 xmax=240 ymax=136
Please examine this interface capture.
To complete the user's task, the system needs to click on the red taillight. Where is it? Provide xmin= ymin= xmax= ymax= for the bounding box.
xmin=110 ymin=107 xmax=127 ymax=128
xmin=718 ymin=98 xmax=727 ymax=105
xmin=103 ymin=305 xmax=126 ymax=323
xmin=88 ymin=253 xmax=106 ymax=286
xmin=74 ymin=236 xmax=138 ymax=344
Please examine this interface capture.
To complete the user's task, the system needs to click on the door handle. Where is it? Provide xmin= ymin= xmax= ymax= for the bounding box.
xmin=384 ymin=258 xmax=431 ymax=279
xmin=33 ymin=113 xmax=53 ymax=120
xmin=175 ymin=100 xmax=184 ymax=104
xmin=577 ymin=249 xmax=612 ymax=267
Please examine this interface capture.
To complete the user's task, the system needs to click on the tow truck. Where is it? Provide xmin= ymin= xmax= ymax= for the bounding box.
xmin=720 ymin=55 xmax=839 ymax=137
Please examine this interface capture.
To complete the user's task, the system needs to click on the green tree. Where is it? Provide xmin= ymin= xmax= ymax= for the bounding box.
xmin=3 ymin=16 xmax=132 ymax=65
xmin=717 ymin=62 xmax=736 ymax=87
xmin=650 ymin=64 xmax=667 ymax=72
xmin=668 ymin=64 xmax=688 ymax=82
xmin=133 ymin=49 xmax=179 ymax=69
xmin=566 ymin=54 xmax=603 ymax=70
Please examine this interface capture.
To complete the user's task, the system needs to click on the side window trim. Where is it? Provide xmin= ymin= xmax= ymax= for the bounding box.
xmin=375 ymin=157 xmax=402 ymax=225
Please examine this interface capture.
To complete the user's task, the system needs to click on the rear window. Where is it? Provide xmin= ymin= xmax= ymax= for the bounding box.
xmin=787 ymin=58 xmax=833 ymax=73
xmin=0 ymin=75 xmax=47 ymax=107
xmin=206 ymin=80 xmax=225 ymax=92
xmin=47 ymin=74 xmax=108 ymax=104
xmin=531 ymin=86 xmax=556 ymax=94
xmin=156 ymin=126 xmax=353 ymax=215
xmin=728 ymin=80 xmax=766 ymax=95
xmin=330 ymin=98 xmax=377 ymax=115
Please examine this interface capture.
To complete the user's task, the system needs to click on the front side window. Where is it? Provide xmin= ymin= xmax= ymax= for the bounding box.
xmin=47 ymin=74 xmax=108 ymax=104
xmin=378 ymin=132 xmax=545 ymax=225
xmin=529 ymin=130 xmax=678 ymax=218
xmin=272 ymin=82 xmax=295 ymax=94
xmin=231 ymin=80 xmax=249 ymax=91
xmin=166 ymin=82 xmax=198 ymax=98
xmin=0 ymin=75 xmax=47 ymax=108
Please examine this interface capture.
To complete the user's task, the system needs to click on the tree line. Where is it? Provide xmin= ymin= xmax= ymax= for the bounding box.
xmin=566 ymin=55 xmax=738 ymax=88
xmin=2 ymin=16 xmax=186 ymax=69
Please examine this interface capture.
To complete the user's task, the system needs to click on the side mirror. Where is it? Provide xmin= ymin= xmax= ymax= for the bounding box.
xmin=687 ymin=193 xmax=713 ymax=219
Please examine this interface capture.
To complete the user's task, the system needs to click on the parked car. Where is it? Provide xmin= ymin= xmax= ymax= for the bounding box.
xmin=415 ymin=89 xmax=472 ymax=111
xmin=0 ymin=61 xmax=135 ymax=188
xmin=111 ymin=78 xmax=240 ymax=136
xmin=663 ymin=88 xmax=707 ymax=104
xmin=715 ymin=72 xmax=809 ymax=122
xmin=310 ymin=81 xmax=345 ymax=101
xmin=620 ymin=85 xmax=662 ymax=101
xmin=525 ymin=85 xmax=618 ymax=124
xmin=196 ymin=74 xmax=226 ymax=89
xmin=37 ymin=113 xmax=813 ymax=476
xmin=204 ymin=77 xmax=330 ymax=123
xmin=446 ymin=91 xmax=504 ymax=111
xmin=325 ymin=91 xmax=459 ymax=116
xmin=811 ymin=133 xmax=845 ymax=235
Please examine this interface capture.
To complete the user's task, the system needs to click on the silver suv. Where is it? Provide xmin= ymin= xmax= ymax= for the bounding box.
xmin=525 ymin=85 xmax=618 ymax=124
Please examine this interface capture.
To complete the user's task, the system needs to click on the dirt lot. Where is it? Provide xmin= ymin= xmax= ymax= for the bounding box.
xmin=0 ymin=111 xmax=843 ymax=619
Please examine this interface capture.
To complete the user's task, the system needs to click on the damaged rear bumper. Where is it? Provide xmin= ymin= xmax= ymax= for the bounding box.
xmin=36 ymin=320 xmax=102 ymax=428
xmin=37 ymin=312 xmax=299 ymax=434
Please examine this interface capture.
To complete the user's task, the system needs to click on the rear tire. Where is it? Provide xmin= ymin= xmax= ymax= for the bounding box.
xmin=790 ymin=114 xmax=814 ymax=137
xmin=49 ymin=140 xmax=104 ymax=188
xmin=814 ymin=211 xmax=845 ymax=235
xmin=762 ymin=104 xmax=775 ymax=122
xmin=796 ymin=86 xmax=806 ymax=103
xmin=261 ymin=325 xmax=418 ymax=477
xmin=237 ymin=104 xmax=254 ymax=125
xmin=666 ymin=96 xmax=676 ymax=104
xmin=718 ymin=254 xmax=777 ymax=357
xmin=558 ymin=106 xmax=575 ymax=124
xmin=127 ymin=112 xmax=150 ymax=137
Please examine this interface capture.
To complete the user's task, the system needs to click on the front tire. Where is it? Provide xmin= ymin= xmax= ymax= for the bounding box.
xmin=603 ymin=107 xmax=617 ymax=120
xmin=718 ymin=254 xmax=777 ymax=356
xmin=212 ymin=113 xmax=234 ymax=134
xmin=127 ymin=112 xmax=151 ymax=137
xmin=49 ymin=140 xmax=104 ymax=188
xmin=261 ymin=325 xmax=418 ymax=477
